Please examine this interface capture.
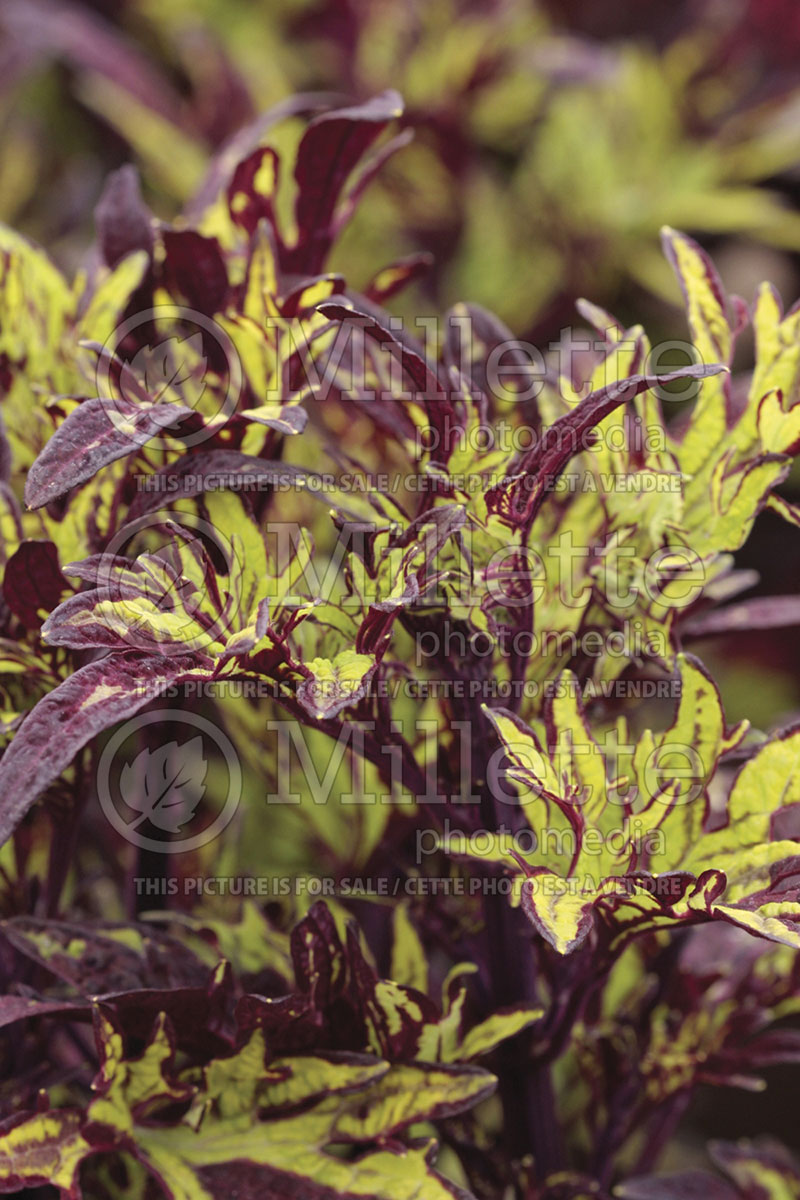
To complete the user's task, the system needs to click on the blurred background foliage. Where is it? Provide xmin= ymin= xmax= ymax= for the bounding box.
xmin=4 ymin=0 xmax=800 ymax=336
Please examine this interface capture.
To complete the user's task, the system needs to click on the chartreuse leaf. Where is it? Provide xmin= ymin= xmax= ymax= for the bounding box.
xmin=677 ymin=454 xmax=788 ymax=561
xmin=0 ymin=1109 xmax=90 ymax=1193
xmin=410 ymin=963 xmax=541 ymax=1064
xmin=519 ymin=877 xmax=598 ymax=956
xmin=90 ymin=1010 xmax=193 ymax=1134
xmin=416 ymin=968 xmax=475 ymax=1063
xmin=139 ymin=1120 xmax=471 ymax=1200
xmin=749 ymin=282 xmax=800 ymax=452
xmin=682 ymin=726 xmax=800 ymax=900
xmin=258 ymin=1052 xmax=388 ymax=1115
xmin=75 ymin=250 xmax=149 ymax=345
xmin=297 ymin=650 xmax=376 ymax=720
xmin=640 ymin=654 xmax=747 ymax=853
xmin=727 ymin=727 xmax=800 ymax=836
xmin=165 ymin=903 xmax=293 ymax=979
xmin=201 ymin=1029 xmax=386 ymax=1119
xmin=0 ymin=225 xmax=74 ymax=371
xmin=463 ymin=657 xmax=800 ymax=955
xmin=546 ymin=677 xmax=610 ymax=831
xmin=0 ymin=1002 xmax=489 ymax=1200
xmin=328 ymin=1061 xmax=495 ymax=1141
xmin=391 ymin=903 xmax=429 ymax=994
xmin=42 ymin=492 xmax=287 ymax=667
xmin=478 ymin=707 xmax=573 ymax=876
xmin=661 ymin=226 xmax=732 ymax=474
xmin=457 ymin=1008 xmax=543 ymax=1060
xmin=756 ymin=390 xmax=800 ymax=457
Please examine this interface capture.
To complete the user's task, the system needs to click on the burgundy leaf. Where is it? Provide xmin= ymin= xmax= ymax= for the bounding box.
xmin=0 ymin=994 xmax=88 ymax=1031
xmin=235 ymin=992 xmax=321 ymax=1054
xmin=188 ymin=93 xmax=341 ymax=221
xmin=486 ymin=363 xmax=728 ymax=531
xmin=287 ymin=90 xmax=404 ymax=274
xmin=366 ymin=252 xmax=434 ymax=305
xmin=160 ymin=230 xmax=229 ymax=316
xmin=99 ymin=983 xmax=233 ymax=1057
xmin=682 ymin=595 xmax=800 ymax=638
xmin=0 ymin=651 xmax=211 ymax=846
xmin=127 ymin=451 xmax=305 ymax=519
xmin=617 ymin=1171 xmax=739 ymax=1200
xmin=344 ymin=924 xmax=439 ymax=1061
xmin=291 ymin=900 xmax=345 ymax=1010
xmin=24 ymin=397 xmax=194 ymax=510
xmin=95 ymin=164 xmax=154 ymax=269
xmin=227 ymin=146 xmax=280 ymax=238
xmin=3 ymin=540 xmax=68 ymax=626
xmin=317 ymin=300 xmax=454 ymax=455
xmin=442 ymin=302 xmax=531 ymax=420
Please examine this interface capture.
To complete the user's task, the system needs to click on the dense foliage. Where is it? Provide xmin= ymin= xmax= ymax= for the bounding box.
xmin=1 ymin=83 xmax=800 ymax=1199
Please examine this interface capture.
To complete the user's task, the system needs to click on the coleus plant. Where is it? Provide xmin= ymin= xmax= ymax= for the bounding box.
xmin=0 ymin=91 xmax=799 ymax=1199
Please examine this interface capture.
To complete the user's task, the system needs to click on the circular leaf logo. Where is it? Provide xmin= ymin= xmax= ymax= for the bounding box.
xmin=97 ymin=709 xmax=242 ymax=852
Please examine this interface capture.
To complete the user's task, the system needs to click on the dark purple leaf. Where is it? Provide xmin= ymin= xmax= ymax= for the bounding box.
xmin=683 ymin=595 xmax=800 ymax=638
xmin=99 ymin=981 xmax=233 ymax=1057
xmin=235 ymin=991 xmax=321 ymax=1053
xmin=2 ymin=916 xmax=210 ymax=993
xmin=160 ymin=230 xmax=229 ymax=316
xmin=287 ymin=91 xmax=404 ymax=274
xmin=127 ymin=451 xmax=306 ymax=519
xmin=0 ymin=994 xmax=88 ymax=1031
xmin=227 ymin=146 xmax=280 ymax=238
xmin=95 ymin=164 xmax=154 ymax=268
xmin=344 ymin=925 xmax=439 ymax=1061
xmin=0 ymin=414 xmax=11 ymax=485
xmin=617 ymin=1171 xmax=738 ymax=1200
xmin=709 ymin=1136 xmax=800 ymax=1187
xmin=366 ymin=252 xmax=434 ymax=304
xmin=317 ymin=300 xmax=454 ymax=454
xmin=486 ymin=363 xmax=728 ymax=531
xmin=24 ymin=397 xmax=194 ymax=510
xmin=3 ymin=540 xmax=68 ymax=626
xmin=0 ymin=651 xmax=211 ymax=846
xmin=290 ymin=900 xmax=345 ymax=1010
xmin=442 ymin=302 xmax=531 ymax=420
